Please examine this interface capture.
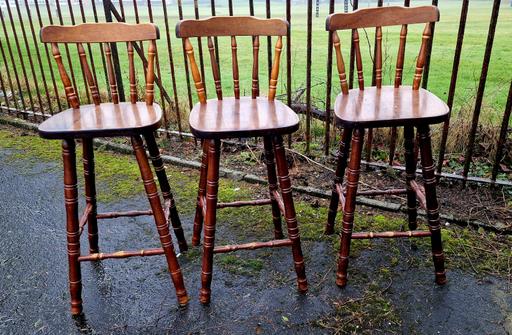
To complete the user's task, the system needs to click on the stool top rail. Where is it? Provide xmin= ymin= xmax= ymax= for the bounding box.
xmin=326 ymin=5 xmax=439 ymax=31
xmin=175 ymin=16 xmax=288 ymax=38
xmin=40 ymin=22 xmax=159 ymax=43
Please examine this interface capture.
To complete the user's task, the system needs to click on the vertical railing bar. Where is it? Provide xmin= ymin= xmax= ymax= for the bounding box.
xmin=436 ymin=0 xmax=469 ymax=178
xmin=146 ymin=0 xmax=169 ymax=131
xmin=0 ymin=37 xmax=15 ymax=111
xmin=177 ymin=0 xmax=193 ymax=110
xmin=462 ymin=0 xmax=501 ymax=187
xmin=103 ymin=0 xmax=125 ymax=102
xmin=490 ymin=81 xmax=512 ymax=183
xmin=421 ymin=0 xmax=438 ymax=90
xmin=324 ymin=0 xmax=335 ymax=156
xmin=249 ymin=0 xmax=254 ymax=15
xmin=15 ymin=0 xmax=44 ymax=121
xmin=37 ymin=0 xmax=61 ymax=113
xmin=365 ymin=0 xmax=383 ymax=167
xmin=228 ymin=0 xmax=233 ymax=15
xmin=286 ymin=0 xmax=292 ymax=148
xmin=24 ymin=0 xmax=51 ymax=117
xmin=193 ymin=0 xmax=207 ymax=97
xmin=54 ymin=0 xmax=79 ymax=106
xmin=131 ymin=0 xmax=147 ymax=80
xmin=162 ymin=0 xmax=183 ymax=136
xmin=388 ymin=0 xmax=409 ymax=166
xmin=118 ymin=0 xmax=126 ymax=19
xmin=90 ymin=0 xmax=110 ymax=100
xmin=304 ymin=0 xmax=312 ymax=153
xmin=265 ymin=0 xmax=272 ymax=79
xmin=67 ymin=0 xmax=91 ymax=105
xmin=210 ymin=0 xmax=220 ymax=81
xmin=78 ymin=0 xmax=99 ymax=96
xmin=0 ymin=55 xmax=8 ymax=110
xmin=348 ymin=0 xmax=358 ymax=89
xmin=491 ymin=81 xmax=512 ymax=184
xmin=5 ymin=0 xmax=33 ymax=115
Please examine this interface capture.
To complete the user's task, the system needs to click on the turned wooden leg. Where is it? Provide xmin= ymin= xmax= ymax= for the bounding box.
xmin=403 ymin=126 xmax=418 ymax=231
xmin=417 ymin=125 xmax=447 ymax=285
xmin=263 ymin=136 xmax=284 ymax=239
xmin=192 ymin=140 xmax=209 ymax=246
xmin=82 ymin=138 xmax=99 ymax=254
xmin=273 ymin=135 xmax=308 ymax=293
xmin=336 ymin=128 xmax=365 ymax=288
xmin=199 ymin=139 xmax=221 ymax=304
xmin=131 ymin=135 xmax=189 ymax=305
xmin=62 ymin=139 xmax=82 ymax=315
xmin=326 ymin=127 xmax=353 ymax=235
xmin=144 ymin=132 xmax=188 ymax=253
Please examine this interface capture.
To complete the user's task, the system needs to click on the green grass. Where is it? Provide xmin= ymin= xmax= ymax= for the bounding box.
xmin=1 ymin=0 xmax=511 ymax=128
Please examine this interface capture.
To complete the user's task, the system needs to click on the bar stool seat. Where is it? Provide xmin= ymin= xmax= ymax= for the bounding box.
xmin=38 ymin=102 xmax=162 ymax=139
xmin=189 ymin=97 xmax=299 ymax=139
xmin=334 ymin=86 xmax=449 ymax=128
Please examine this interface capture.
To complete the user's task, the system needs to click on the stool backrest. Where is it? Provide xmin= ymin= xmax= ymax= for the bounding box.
xmin=326 ymin=6 xmax=439 ymax=94
xmin=176 ymin=16 xmax=289 ymax=103
xmin=40 ymin=22 xmax=159 ymax=109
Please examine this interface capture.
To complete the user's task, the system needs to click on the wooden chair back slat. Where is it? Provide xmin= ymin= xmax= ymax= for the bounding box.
xmin=51 ymin=43 xmax=79 ymax=109
xmin=353 ymin=29 xmax=364 ymax=90
xmin=207 ymin=36 xmax=222 ymax=100
xmin=394 ymin=24 xmax=408 ymax=88
xmin=176 ymin=16 xmax=288 ymax=38
xmin=77 ymin=43 xmax=101 ymax=105
xmin=40 ymin=22 xmax=159 ymax=43
xmin=332 ymin=31 xmax=349 ymax=95
xmin=268 ymin=36 xmax=282 ymax=100
xmin=104 ymin=42 xmax=119 ymax=104
xmin=327 ymin=6 xmax=438 ymax=92
xmin=413 ymin=23 xmax=431 ymax=90
xmin=184 ymin=38 xmax=206 ymax=104
xmin=375 ymin=27 xmax=382 ymax=89
xmin=252 ymin=36 xmax=259 ymax=99
xmin=127 ymin=41 xmax=138 ymax=104
xmin=326 ymin=6 xmax=439 ymax=30
xmin=231 ymin=36 xmax=240 ymax=99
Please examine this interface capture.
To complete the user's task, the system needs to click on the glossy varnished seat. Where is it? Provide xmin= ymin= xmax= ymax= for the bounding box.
xmin=189 ymin=97 xmax=299 ymax=139
xmin=334 ymin=86 xmax=449 ymax=128
xmin=39 ymin=102 xmax=162 ymax=139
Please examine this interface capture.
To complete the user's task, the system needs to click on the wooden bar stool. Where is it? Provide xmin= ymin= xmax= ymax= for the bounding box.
xmin=176 ymin=16 xmax=307 ymax=304
xmin=324 ymin=6 xmax=447 ymax=287
xmin=38 ymin=23 xmax=188 ymax=315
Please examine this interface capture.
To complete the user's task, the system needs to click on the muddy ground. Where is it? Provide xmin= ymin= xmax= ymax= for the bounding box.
xmin=0 ymin=127 xmax=511 ymax=334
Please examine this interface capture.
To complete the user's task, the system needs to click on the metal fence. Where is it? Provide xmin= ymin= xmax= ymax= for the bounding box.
xmin=0 ymin=0 xmax=510 ymax=187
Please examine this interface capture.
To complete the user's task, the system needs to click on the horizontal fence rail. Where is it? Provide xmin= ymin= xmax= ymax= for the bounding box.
xmin=0 ymin=0 xmax=510 ymax=187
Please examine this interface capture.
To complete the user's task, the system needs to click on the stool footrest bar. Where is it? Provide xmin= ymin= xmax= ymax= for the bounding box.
xmin=217 ymin=198 xmax=273 ymax=208
xmin=78 ymin=248 xmax=165 ymax=262
xmin=213 ymin=239 xmax=293 ymax=254
xmin=96 ymin=210 xmax=153 ymax=219
xmin=351 ymin=230 xmax=431 ymax=239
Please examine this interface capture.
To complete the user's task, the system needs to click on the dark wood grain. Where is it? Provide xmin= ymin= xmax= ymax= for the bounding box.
xmin=38 ymin=102 xmax=162 ymax=139
xmin=334 ymin=86 xmax=449 ymax=128
xmin=176 ymin=16 xmax=288 ymax=38
xmin=326 ymin=5 xmax=439 ymax=31
xmin=40 ymin=22 xmax=159 ymax=43
xmin=188 ymin=97 xmax=299 ymax=139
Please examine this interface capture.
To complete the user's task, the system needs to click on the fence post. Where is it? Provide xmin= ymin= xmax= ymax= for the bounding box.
xmin=102 ymin=0 xmax=125 ymax=102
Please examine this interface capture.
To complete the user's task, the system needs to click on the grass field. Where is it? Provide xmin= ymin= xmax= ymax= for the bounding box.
xmin=1 ymin=0 xmax=511 ymax=128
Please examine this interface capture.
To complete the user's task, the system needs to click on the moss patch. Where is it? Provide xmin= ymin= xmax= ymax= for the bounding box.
xmin=217 ymin=254 xmax=264 ymax=276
